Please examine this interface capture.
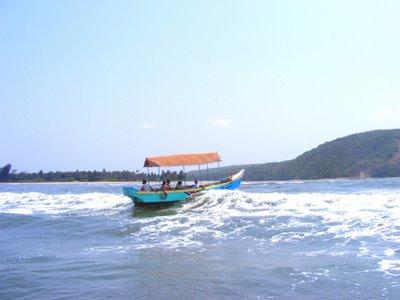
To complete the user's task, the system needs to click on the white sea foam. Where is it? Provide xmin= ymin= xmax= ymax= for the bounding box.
xmin=180 ymin=190 xmax=400 ymax=230
xmin=379 ymin=259 xmax=400 ymax=275
xmin=0 ymin=192 xmax=130 ymax=215
xmin=121 ymin=189 xmax=400 ymax=269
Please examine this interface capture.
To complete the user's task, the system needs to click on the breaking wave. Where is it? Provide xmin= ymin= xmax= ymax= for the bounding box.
xmin=0 ymin=192 xmax=130 ymax=215
xmin=121 ymin=189 xmax=400 ymax=268
xmin=2 ymin=190 xmax=400 ymax=237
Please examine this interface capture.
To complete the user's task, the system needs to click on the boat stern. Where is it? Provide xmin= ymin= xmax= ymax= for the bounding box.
xmin=123 ymin=186 xmax=138 ymax=198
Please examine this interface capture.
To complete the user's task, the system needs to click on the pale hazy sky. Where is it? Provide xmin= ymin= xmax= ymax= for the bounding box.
xmin=1 ymin=1 xmax=400 ymax=172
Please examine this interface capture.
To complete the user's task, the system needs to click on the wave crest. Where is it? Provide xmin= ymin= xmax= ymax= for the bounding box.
xmin=127 ymin=190 xmax=400 ymax=251
xmin=0 ymin=192 xmax=130 ymax=215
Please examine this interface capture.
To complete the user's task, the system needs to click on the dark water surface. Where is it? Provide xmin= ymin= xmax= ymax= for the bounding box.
xmin=1 ymin=179 xmax=400 ymax=299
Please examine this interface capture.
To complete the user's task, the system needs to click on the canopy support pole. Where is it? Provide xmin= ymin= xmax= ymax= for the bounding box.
xmin=207 ymin=163 xmax=209 ymax=185
xmin=198 ymin=165 xmax=201 ymax=185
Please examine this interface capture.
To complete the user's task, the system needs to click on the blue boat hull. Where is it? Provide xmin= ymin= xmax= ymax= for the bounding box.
xmin=214 ymin=178 xmax=242 ymax=190
xmin=123 ymin=169 xmax=244 ymax=206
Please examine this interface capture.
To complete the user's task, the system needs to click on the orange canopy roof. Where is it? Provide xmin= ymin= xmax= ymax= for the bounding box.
xmin=144 ymin=152 xmax=221 ymax=167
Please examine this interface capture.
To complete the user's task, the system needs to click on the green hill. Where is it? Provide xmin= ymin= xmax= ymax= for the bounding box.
xmin=188 ymin=129 xmax=400 ymax=181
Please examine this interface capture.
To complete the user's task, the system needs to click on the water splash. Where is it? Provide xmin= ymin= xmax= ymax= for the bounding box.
xmin=118 ymin=189 xmax=400 ymax=265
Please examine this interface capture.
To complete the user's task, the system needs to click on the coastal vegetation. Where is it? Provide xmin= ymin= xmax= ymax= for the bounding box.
xmin=2 ymin=129 xmax=400 ymax=182
xmin=0 ymin=167 xmax=186 ymax=183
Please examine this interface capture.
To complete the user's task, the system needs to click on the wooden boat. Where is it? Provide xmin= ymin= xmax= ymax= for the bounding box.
xmin=122 ymin=152 xmax=244 ymax=206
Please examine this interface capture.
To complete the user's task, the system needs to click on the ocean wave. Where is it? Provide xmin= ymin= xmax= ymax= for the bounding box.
xmin=3 ymin=189 xmax=400 ymax=252
xmin=121 ymin=190 xmax=400 ymax=259
xmin=3 ymin=189 xmax=400 ymax=274
xmin=0 ymin=192 xmax=130 ymax=215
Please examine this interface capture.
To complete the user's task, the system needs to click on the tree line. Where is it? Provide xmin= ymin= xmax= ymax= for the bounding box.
xmin=0 ymin=164 xmax=186 ymax=182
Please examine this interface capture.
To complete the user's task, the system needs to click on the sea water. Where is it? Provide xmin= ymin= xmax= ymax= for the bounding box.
xmin=1 ymin=179 xmax=400 ymax=299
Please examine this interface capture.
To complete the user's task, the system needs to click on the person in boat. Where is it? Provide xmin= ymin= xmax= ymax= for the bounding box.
xmin=192 ymin=179 xmax=199 ymax=188
xmin=161 ymin=180 xmax=167 ymax=191
xmin=161 ymin=180 xmax=172 ymax=192
xmin=166 ymin=179 xmax=172 ymax=190
xmin=140 ymin=179 xmax=154 ymax=192
xmin=175 ymin=181 xmax=183 ymax=190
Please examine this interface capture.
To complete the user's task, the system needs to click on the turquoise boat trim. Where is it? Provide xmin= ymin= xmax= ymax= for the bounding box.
xmin=123 ymin=169 xmax=244 ymax=205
